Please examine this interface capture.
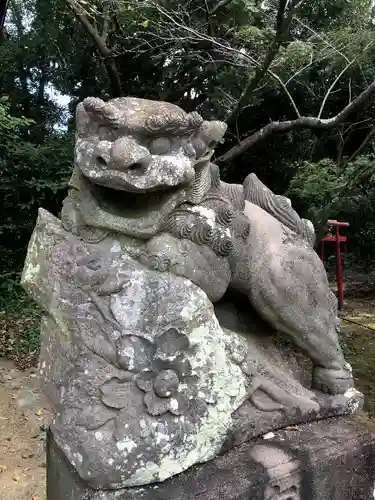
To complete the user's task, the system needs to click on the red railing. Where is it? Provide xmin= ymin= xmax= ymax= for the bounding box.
xmin=319 ymin=220 xmax=349 ymax=310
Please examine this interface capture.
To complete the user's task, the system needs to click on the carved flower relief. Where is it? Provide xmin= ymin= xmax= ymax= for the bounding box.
xmin=99 ymin=328 xmax=208 ymax=419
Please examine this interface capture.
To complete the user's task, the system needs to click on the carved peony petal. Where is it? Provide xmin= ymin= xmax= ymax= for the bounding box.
xmin=100 ymin=379 xmax=135 ymax=409
xmin=188 ymin=398 xmax=208 ymax=421
xmin=169 ymin=393 xmax=190 ymax=416
xmin=153 ymin=369 xmax=179 ymax=398
xmin=155 ymin=328 xmax=189 ymax=359
xmin=144 ymin=390 xmax=170 ymax=416
xmin=154 ymin=355 xmax=193 ymax=379
xmin=116 ymin=335 xmax=155 ymax=372
xmin=76 ymin=405 xmax=116 ymax=430
xmin=135 ymin=371 xmax=156 ymax=393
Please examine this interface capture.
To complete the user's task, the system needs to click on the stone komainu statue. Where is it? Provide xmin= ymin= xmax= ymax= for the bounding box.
xmin=22 ymin=97 xmax=361 ymax=490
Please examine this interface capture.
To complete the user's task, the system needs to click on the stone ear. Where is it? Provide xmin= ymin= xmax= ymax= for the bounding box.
xmin=201 ymin=120 xmax=227 ymax=147
xmin=82 ymin=97 xmax=106 ymax=113
xmin=82 ymin=97 xmax=120 ymax=128
xmin=191 ymin=120 xmax=227 ymax=159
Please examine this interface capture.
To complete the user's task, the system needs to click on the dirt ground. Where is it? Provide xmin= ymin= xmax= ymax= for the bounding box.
xmin=0 ymin=359 xmax=51 ymax=500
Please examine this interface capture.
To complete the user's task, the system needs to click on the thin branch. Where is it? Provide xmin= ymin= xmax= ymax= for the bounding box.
xmin=144 ymin=1 xmax=302 ymax=120
xmin=346 ymin=123 xmax=375 ymax=163
xmin=295 ymin=16 xmax=350 ymax=63
xmin=101 ymin=0 xmax=110 ymax=42
xmin=66 ymin=0 xmax=122 ymax=97
xmin=336 ymin=124 xmax=344 ymax=172
xmin=343 ymin=118 xmax=372 ymax=135
xmin=318 ymin=40 xmax=375 ymax=119
xmin=66 ymin=0 xmax=111 ymax=56
xmin=284 ymin=48 xmax=338 ymax=85
xmin=224 ymin=0 xmax=306 ymax=126
xmin=209 ymin=0 xmax=234 ymax=15
xmin=318 ymin=60 xmax=357 ymax=119
xmin=295 ymin=26 xmax=372 ymax=115
xmin=268 ymin=69 xmax=301 ymax=118
xmin=202 ymin=0 xmax=216 ymax=38
xmin=216 ymin=80 xmax=375 ymax=165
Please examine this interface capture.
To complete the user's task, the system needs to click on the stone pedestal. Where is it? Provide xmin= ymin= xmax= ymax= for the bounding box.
xmin=47 ymin=416 xmax=375 ymax=500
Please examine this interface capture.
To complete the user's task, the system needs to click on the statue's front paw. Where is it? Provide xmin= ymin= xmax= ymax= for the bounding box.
xmin=312 ymin=365 xmax=354 ymax=395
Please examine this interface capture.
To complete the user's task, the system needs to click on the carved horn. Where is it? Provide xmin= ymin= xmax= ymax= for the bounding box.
xmin=82 ymin=97 xmax=106 ymax=113
xmin=82 ymin=97 xmax=120 ymax=128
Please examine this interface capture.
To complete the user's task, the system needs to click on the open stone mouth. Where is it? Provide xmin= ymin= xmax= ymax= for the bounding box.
xmin=90 ymin=182 xmax=186 ymax=218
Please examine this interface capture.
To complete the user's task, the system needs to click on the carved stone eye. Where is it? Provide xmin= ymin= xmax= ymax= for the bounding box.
xmin=98 ymin=126 xmax=114 ymax=141
xmin=183 ymin=142 xmax=196 ymax=159
xmin=149 ymin=137 xmax=171 ymax=155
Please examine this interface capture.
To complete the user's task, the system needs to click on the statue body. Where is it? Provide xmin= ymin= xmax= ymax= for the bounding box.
xmin=22 ymin=97 xmax=360 ymax=490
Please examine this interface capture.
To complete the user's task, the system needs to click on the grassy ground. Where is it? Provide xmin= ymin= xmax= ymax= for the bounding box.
xmin=340 ymin=298 xmax=375 ymax=416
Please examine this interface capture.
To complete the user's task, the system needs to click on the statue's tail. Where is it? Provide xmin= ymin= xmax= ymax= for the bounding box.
xmin=243 ymin=173 xmax=316 ymax=246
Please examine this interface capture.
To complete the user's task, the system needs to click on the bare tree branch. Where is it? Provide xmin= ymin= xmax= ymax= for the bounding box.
xmin=66 ymin=0 xmax=110 ymax=56
xmin=318 ymin=60 xmax=357 ymax=119
xmin=318 ymin=39 xmax=375 ymax=119
xmin=284 ymin=49 xmax=337 ymax=85
xmin=346 ymin=123 xmax=375 ymax=163
xmin=142 ymin=1 xmax=302 ymax=119
xmin=267 ymin=69 xmax=301 ymax=118
xmin=224 ymin=0 xmax=306 ymax=127
xmin=209 ymin=0 xmax=234 ymax=15
xmin=102 ymin=0 xmax=111 ymax=42
xmin=295 ymin=16 xmax=351 ymax=63
xmin=216 ymin=80 xmax=375 ymax=165
xmin=0 ymin=0 xmax=9 ymax=42
xmin=66 ymin=0 xmax=122 ymax=97
xmin=139 ymin=0 xmax=375 ymax=165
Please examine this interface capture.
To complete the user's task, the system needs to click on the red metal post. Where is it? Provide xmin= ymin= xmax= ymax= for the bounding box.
xmin=335 ymin=224 xmax=344 ymax=310
xmin=319 ymin=220 xmax=349 ymax=311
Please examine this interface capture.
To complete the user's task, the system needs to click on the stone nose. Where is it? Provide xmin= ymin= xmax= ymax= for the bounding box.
xmin=110 ymin=137 xmax=151 ymax=173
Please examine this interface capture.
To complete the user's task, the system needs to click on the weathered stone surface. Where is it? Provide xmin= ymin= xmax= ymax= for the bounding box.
xmin=214 ymin=295 xmax=363 ymax=449
xmin=21 ymin=96 xmax=363 ymax=491
xmin=22 ymin=209 xmax=248 ymax=489
xmin=21 ymin=209 xmax=363 ymax=489
xmin=46 ymin=416 xmax=375 ymax=500
xmin=228 ymin=198 xmax=353 ymax=395
xmin=243 ymin=172 xmax=316 ymax=245
xmin=64 ymin=97 xmax=226 ymax=240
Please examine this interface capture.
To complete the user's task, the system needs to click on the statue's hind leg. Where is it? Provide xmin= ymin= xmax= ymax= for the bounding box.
xmin=249 ymin=272 xmax=354 ymax=396
xmin=238 ymin=196 xmax=354 ymax=395
xmin=280 ymin=316 xmax=353 ymax=395
xmin=309 ymin=289 xmax=353 ymax=394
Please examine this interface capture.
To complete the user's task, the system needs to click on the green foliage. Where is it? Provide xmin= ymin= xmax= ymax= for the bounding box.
xmin=0 ymin=276 xmax=42 ymax=368
xmin=288 ymin=158 xmax=346 ymax=224
xmin=0 ymin=97 xmax=32 ymax=138
xmin=0 ymin=113 xmax=73 ymax=268
xmin=288 ymin=155 xmax=375 ymax=264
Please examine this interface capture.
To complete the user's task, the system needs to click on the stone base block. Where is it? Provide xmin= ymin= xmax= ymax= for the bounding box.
xmin=47 ymin=416 xmax=375 ymax=500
